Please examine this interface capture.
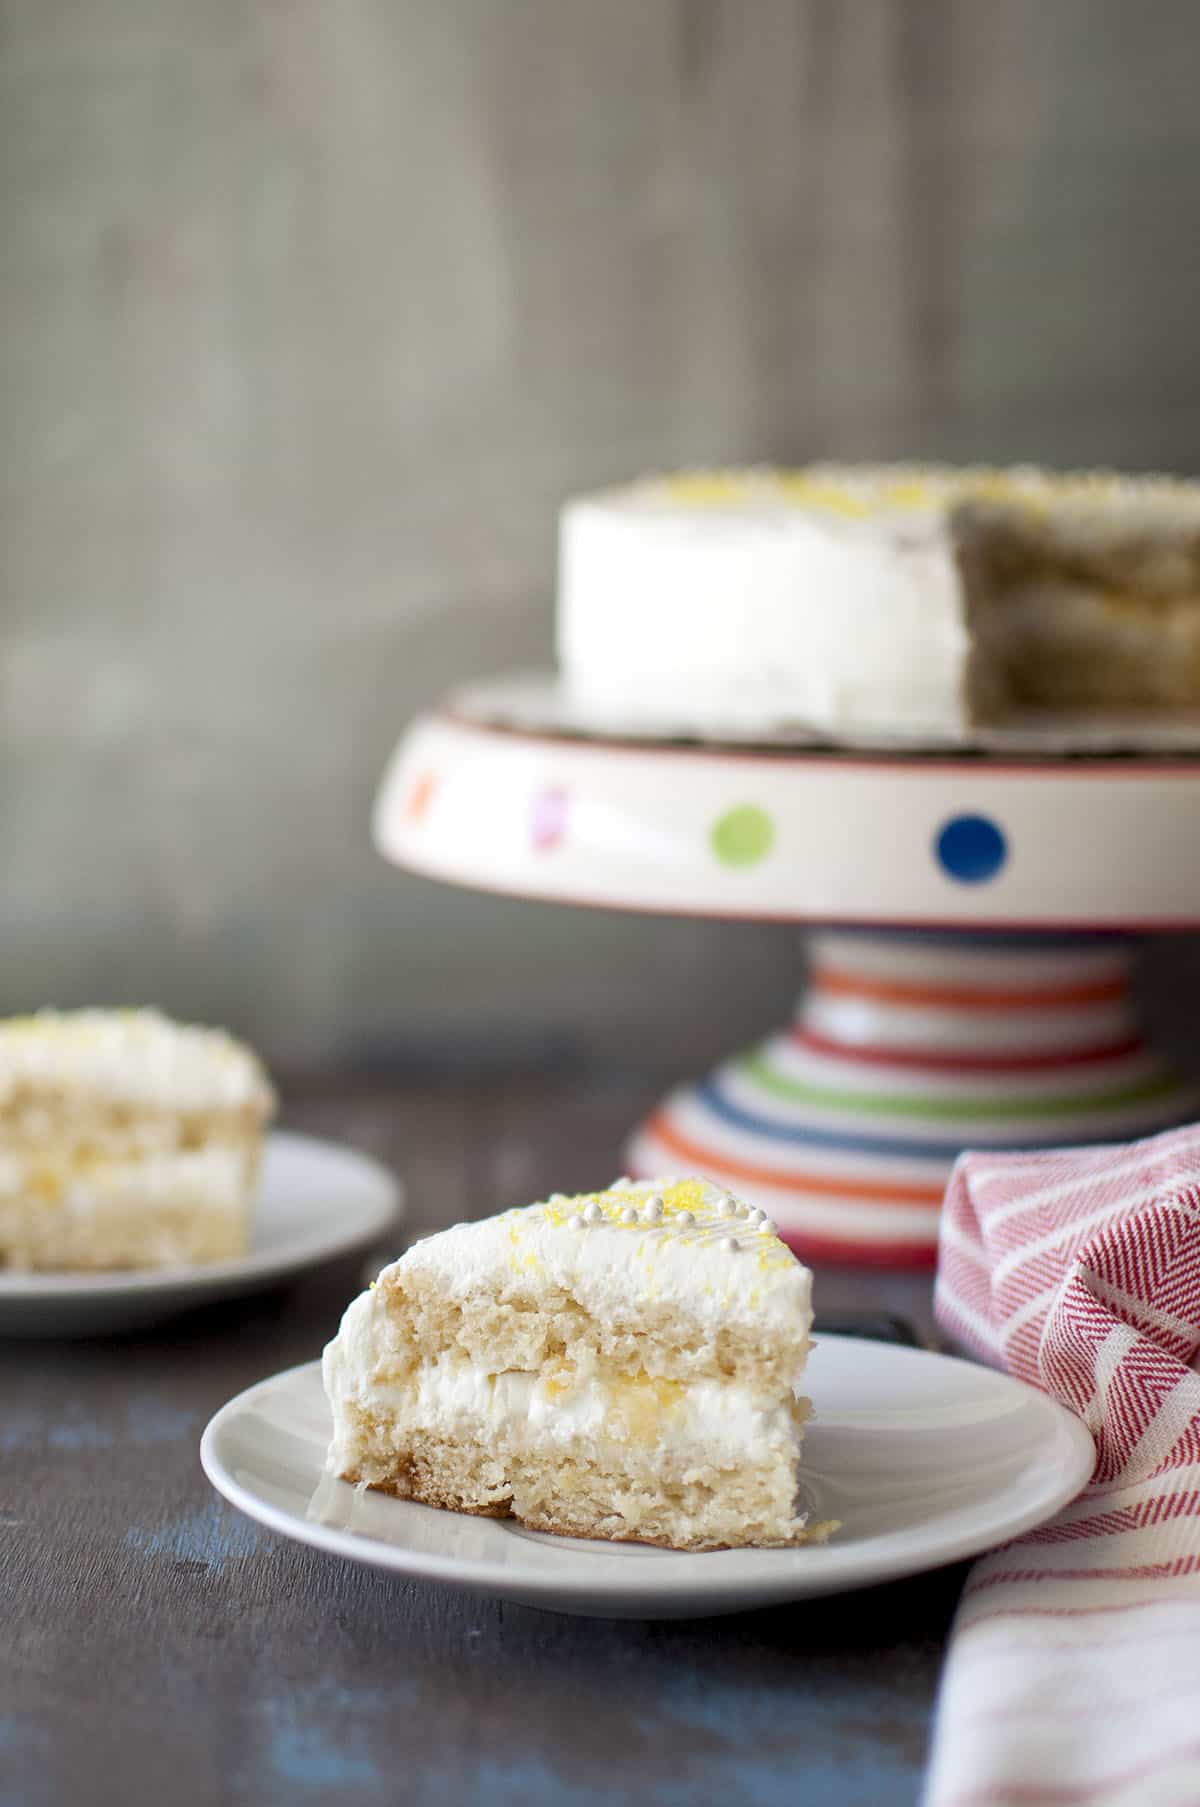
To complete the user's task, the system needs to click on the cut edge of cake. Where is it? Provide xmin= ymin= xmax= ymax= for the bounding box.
xmin=0 ymin=1008 xmax=276 ymax=1271
xmin=558 ymin=462 xmax=1200 ymax=735
xmin=323 ymin=1177 xmax=836 ymax=1552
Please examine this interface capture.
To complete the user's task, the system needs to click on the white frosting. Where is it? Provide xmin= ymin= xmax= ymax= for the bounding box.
xmin=558 ymin=469 xmax=969 ymax=733
xmin=0 ymin=1009 xmax=274 ymax=1115
xmin=388 ymin=1177 xmax=812 ymax=1342
xmin=557 ymin=464 xmax=1200 ymax=735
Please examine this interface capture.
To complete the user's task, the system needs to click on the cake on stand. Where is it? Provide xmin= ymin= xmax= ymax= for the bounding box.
xmin=373 ymin=679 xmax=1200 ymax=1268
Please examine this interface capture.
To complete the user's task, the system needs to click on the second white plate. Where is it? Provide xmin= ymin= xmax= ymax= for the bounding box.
xmin=0 ymin=1130 xmax=401 ymax=1337
xmin=201 ymin=1336 xmax=1094 ymax=1619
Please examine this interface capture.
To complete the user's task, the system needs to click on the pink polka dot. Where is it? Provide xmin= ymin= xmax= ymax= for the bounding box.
xmin=531 ymin=787 xmax=568 ymax=851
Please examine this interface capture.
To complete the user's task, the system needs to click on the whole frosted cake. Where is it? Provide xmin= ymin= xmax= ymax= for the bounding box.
xmin=0 ymin=1009 xmax=275 ymax=1270
xmin=557 ymin=465 xmax=1200 ymax=736
xmin=324 ymin=1176 xmax=828 ymax=1550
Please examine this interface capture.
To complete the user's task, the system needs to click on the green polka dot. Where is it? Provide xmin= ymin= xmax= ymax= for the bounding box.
xmin=711 ymin=803 xmax=774 ymax=867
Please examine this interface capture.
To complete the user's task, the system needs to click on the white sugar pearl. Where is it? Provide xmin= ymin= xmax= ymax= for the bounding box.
xmin=567 ymin=1214 xmax=584 ymax=1231
xmin=745 ymin=1209 xmax=764 ymax=1229
xmin=620 ymin=1205 xmax=638 ymax=1225
xmin=759 ymin=1218 xmax=777 ymax=1236
xmin=676 ymin=1210 xmax=695 ymax=1228
xmin=584 ymin=1201 xmax=603 ymax=1225
xmin=718 ymin=1197 xmax=736 ymax=1218
xmin=642 ymin=1195 xmax=663 ymax=1223
xmin=719 ymin=1236 xmax=738 ymax=1254
xmin=612 ymin=1176 xmax=632 ymax=1189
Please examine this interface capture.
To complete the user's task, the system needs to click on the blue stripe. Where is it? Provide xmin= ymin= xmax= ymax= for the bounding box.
xmin=697 ymin=1077 xmax=1181 ymax=1163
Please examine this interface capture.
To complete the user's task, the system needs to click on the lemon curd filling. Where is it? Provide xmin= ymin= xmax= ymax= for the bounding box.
xmin=393 ymin=1358 xmax=717 ymax=1452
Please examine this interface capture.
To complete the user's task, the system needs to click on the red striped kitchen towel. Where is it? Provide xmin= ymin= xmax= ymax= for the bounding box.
xmin=926 ymin=1121 xmax=1200 ymax=1807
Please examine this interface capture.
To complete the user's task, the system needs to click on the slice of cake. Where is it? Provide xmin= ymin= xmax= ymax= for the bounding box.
xmin=323 ymin=1177 xmax=826 ymax=1550
xmin=0 ymin=1009 xmax=275 ymax=1271
xmin=557 ymin=464 xmax=1200 ymax=736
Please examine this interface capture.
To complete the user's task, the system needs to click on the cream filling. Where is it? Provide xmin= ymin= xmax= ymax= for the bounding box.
xmin=0 ymin=1145 xmax=253 ymax=1211
xmin=329 ymin=1352 xmax=805 ymax=1471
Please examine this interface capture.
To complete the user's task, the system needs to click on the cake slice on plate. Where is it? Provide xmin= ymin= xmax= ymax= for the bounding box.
xmin=0 ymin=1008 xmax=275 ymax=1270
xmin=323 ymin=1177 xmax=828 ymax=1550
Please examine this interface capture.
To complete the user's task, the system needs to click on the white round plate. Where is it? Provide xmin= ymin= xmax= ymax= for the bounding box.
xmin=200 ymin=1336 xmax=1094 ymax=1619
xmin=0 ymin=1131 xmax=401 ymax=1338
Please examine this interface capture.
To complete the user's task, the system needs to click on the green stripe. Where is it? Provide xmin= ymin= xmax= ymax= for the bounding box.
xmin=737 ymin=1050 xmax=1181 ymax=1124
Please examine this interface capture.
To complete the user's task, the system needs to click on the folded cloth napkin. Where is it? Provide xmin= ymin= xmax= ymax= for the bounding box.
xmin=926 ymin=1122 xmax=1200 ymax=1807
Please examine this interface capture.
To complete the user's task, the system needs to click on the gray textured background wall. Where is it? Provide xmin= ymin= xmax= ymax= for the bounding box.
xmin=4 ymin=0 xmax=1200 ymax=1074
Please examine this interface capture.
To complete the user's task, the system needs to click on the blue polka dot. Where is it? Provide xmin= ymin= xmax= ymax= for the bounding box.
xmin=935 ymin=814 xmax=1008 ymax=884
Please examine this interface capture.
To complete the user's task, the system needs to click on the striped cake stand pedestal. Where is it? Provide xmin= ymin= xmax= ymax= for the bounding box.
xmin=627 ymin=930 xmax=1189 ymax=1267
xmin=374 ymin=681 xmax=1200 ymax=1269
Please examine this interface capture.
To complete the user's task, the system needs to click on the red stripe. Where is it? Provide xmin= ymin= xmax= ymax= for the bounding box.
xmin=967 ymin=1555 xmax=1200 ymax=1596
xmin=639 ymin=1113 xmax=946 ymax=1205
xmin=791 ymin=1028 xmax=1146 ymax=1073
xmin=811 ymin=967 xmax=1128 ymax=1010
xmin=964 ymin=1679 xmax=1200 ymax=1726
xmin=963 ymin=1597 xmax=1200 ymax=1628
xmin=942 ymin=1736 xmax=1200 ymax=1806
xmin=1014 ymin=1486 xmax=1200 ymax=1547
xmin=1019 ymin=1509 xmax=1135 ymax=1546
xmin=955 ymin=1617 xmax=1200 ymax=1656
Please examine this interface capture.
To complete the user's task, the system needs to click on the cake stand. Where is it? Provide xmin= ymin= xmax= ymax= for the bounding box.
xmin=373 ymin=682 xmax=1200 ymax=1268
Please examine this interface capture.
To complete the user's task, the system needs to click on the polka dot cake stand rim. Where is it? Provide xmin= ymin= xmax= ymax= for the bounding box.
xmin=374 ymin=687 xmax=1200 ymax=1269
xmin=376 ymin=691 xmax=1200 ymax=930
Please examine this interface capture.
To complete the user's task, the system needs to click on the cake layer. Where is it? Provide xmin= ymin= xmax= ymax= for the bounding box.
xmin=332 ymin=1423 xmax=813 ymax=1549
xmin=557 ymin=465 xmax=1200 ymax=735
xmin=377 ymin=1178 xmax=812 ymax=1388
xmin=0 ymin=1144 xmax=254 ymax=1270
xmin=335 ymin=1422 xmax=812 ymax=1549
xmin=0 ymin=1098 xmax=268 ymax=1159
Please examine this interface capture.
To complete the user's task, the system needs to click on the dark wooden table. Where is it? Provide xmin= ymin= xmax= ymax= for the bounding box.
xmin=0 ymin=1072 xmax=959 ymax=1807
